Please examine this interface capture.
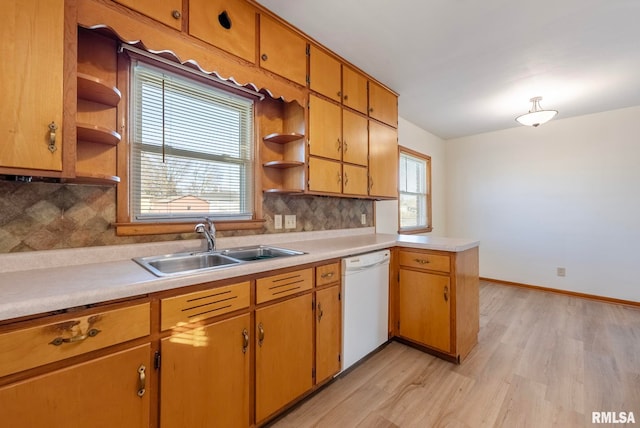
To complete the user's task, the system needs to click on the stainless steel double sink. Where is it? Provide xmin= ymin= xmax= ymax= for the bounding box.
xmin=133 ymin=245 xmax=305 ymax=277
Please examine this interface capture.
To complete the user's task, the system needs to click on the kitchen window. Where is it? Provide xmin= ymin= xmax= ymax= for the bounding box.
xmin=398 ymin=147 xmax=432 ymax=233
xmin=128 ymin=60 xmax=255 ymax=226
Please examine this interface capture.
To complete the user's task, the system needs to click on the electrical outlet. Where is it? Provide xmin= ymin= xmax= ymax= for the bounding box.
xmin=284 ymin=215 xmax=296 ymax=229
xmin=361 ymin=214 xmax=367 ymax=225
xmin=274 ymin=214 xmax=283 ymax=229
xmin=557 ymin=267 xmax=566 ymax=277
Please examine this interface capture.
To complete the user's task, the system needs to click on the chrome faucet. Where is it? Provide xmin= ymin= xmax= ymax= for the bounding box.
xmin=194 ymin=217 xmax=216 ymax=252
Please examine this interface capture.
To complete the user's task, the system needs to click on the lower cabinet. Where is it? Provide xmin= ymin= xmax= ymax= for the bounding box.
xmin=396 ymin=247 xmax=479 ymax=362
xmin=315 ymin=284 xmax=342 ymax=383
xmin=160 ymin=313 xmax=251 ymax=428
xmin=0 ymin=344 xmax=151 ymax=428
xmin=255 ymin=293 xmax=314 ymax=423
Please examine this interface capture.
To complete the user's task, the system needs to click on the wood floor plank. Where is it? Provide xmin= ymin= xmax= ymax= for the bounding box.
xmin=270 ymin=282 xmax=640 ymax=427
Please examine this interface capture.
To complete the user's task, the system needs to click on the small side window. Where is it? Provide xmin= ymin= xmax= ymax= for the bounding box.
xmin=398 ymin=147 xmax=432 ymax=234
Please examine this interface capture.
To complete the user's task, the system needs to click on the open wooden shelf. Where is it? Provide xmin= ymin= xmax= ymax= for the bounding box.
xmin=263 ymin=188 xmax=305 ymax=194
xmin=263 ymin=160 xmax=305 ymax=169
xmin=77 ymin=123 xmax=121 ymax=146
xmin=263 ymin=133 xmax=304 ymax=144
xmin=77 ymin=73 xmax=121 ymax=106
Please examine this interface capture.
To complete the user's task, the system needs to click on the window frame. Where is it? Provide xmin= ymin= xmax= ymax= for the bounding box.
xmin=397 ymin=146 xmax=432 ymax=234
xmin=115 ymin=51 xmax=264 ymax=236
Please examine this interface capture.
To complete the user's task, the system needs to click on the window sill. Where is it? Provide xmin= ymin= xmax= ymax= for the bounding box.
xmin=398 ymin=226 xmax=433 ymax=235
xmin=115 ymin=219 xmax=265 ymax=236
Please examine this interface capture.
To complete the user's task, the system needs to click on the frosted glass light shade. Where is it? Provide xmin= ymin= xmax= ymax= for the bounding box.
xmin=516 ymin=97 xmax=558 ymax=127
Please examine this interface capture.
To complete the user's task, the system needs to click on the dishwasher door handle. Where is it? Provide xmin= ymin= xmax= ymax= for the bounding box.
xmin=344 ymin=259 xmax=389 ymax=273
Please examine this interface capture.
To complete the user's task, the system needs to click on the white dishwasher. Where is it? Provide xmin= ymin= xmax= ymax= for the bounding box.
xmin=341 ymin=249 xmax=390 ymax=371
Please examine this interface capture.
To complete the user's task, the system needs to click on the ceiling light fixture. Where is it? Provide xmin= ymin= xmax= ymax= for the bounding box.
xmin=515 ymin=96 xmax=558 ymax=127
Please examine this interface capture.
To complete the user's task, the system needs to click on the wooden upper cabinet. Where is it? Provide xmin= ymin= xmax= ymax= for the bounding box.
xmin=369 ymin=121 xmax=398 ymax=198
xmin=342 ymin=109 xmax=368 ymax=166
xmin=259 ymin=14 xmax=307 ymax=86
xmin=342 ymin=66 xmax=368 ymax=114
xmin=114 ymin=0 xmax=182 ymax=30
xmin=189 ymin=0 xmax=256 ymax=63
xmin=1 ymin=0 xmax=64 ymax=172
xmin=308 ymin=157 xmax=342 ymax=194
xmin=342 ymin=164 xmax=368 ymax=196
xmin=308 ymin=94 xmax=342 ymax=161
xmin=309 ymin=45 xmax=341 ymax=102
xmin=369 ymin=81 xmax=398 ymax=127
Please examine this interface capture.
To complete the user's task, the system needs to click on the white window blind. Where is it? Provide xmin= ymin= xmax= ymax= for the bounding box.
xmin=130 ymin=61 xmax=254 ymax=222
xmin=399 ymin=151 xmax=429 ymax=229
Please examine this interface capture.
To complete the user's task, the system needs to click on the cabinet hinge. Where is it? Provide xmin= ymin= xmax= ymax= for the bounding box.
xmin=154 ymin=351 xmax=161 ymax=370
xmin=338 ymin=292 xmax=341 ymax=301
xmin=338 ymin=353 xmax=341 ymax=362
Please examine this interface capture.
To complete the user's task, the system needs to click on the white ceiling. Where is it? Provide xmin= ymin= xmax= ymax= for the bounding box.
xmin=257 ymin=0 xmax=640 ymax=139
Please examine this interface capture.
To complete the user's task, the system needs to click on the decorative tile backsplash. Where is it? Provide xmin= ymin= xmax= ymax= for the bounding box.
xmin=0 ymin=182 xmax=373 ymax=253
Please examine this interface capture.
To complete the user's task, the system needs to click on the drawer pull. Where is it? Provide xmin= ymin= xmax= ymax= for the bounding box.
xmin=137 ymin=365 xmax=146 ymax=397
xmin=49 ymin=328 xmax=101 ymax=346
xmin=242 ymin=328 xmax=249 ymax=354
xmin=258 ymin=322 xmax=265 ymax=347
xmin=321 ymin=271 xmax=334 ymax=279
xmin=413 ymin=258 xmax=430 ymax=265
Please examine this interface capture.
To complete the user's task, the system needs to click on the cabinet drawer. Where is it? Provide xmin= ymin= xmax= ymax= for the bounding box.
xmin=0 ymin=303 xmax=150 ymax=378
xmin=399 ymin=250 xmax=450 ymax=273
xmin=256 ymin=268 xmax=313 ymax=304
xmin=316 ymin=263 xmax=340 ymax=287
xmin=161 ymin=282 xmax=250 ymax=331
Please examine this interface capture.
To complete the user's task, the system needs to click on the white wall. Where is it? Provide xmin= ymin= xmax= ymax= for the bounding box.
xmin=446 ymin=105 xmax=640 ymax=302
xmin=375 ymin=117 xmax=447 ymax=236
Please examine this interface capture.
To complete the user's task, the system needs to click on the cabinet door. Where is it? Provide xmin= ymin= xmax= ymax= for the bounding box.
xmin=189 ymin=0 xmax=256 ymax=63
xmin=114 ymin=0 xmax=182 ymax=30
xmin=369 ymin=81 xmax=398 ymax=127
xmin=368 ymin=121 xmax=398 ymax=198
xmin=160 ymin=313 xmax=250 ymax=428
xmin=308 ymin=94 xmax=342 ymax=160
xmin=309 ymin=45 xmax=341 ymax=102
xmin=399 ymin=269 xmax=451 ymax=352
xmin=259 ymin=14 xmax=307 ymax=86
xmin=308 ymin=157 xmax=342 ymax=194
xmin=255 ymin=294 xmax=313 ymax=423
xmin=342 ymin=66 xmax=368 ymax=114
xmin=315 ymin=285 xmax=342 ymax=384
xmin=342 ymin=109 xmax=368 ymax=166
xmin=0 ymin=344 xmax=151 ymax=428
xmin=343 ymin=164 xmax=368 ymax=196
xmin=1 ymin=0 xmax=63 ymax=171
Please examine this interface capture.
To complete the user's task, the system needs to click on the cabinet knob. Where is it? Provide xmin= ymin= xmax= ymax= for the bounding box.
xmin=369 ymin=107 xmax=374 ymax=113
xmin=261 ymin=53 xmax=268 ymax=61
xmin=337 ymin=91 xmax=342 ymax=98
xmin=171 ymin=10 xmax=181 ymax=19
xmin=242 ymin=328 xmax=249 ymax=353
xmin=258 ymin=322 xmax=265 ymax=346
xmin=137 ymin=365 xmax=146 ymax=397
xmin=48 ymin=121 xmax=58 ymax=153
xmin=343 ymin=94 xmax=349 ymax=101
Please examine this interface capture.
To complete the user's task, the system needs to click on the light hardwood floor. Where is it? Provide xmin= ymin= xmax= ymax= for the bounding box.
xmin=271 ymin=281 xmax=640 ymax=427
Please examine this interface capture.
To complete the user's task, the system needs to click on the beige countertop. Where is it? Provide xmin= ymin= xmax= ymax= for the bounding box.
xmin=0 ymin=229 xmax=478 ymax=322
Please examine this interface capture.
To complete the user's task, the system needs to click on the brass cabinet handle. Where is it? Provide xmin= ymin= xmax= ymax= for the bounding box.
xmin=171 ymin=10 xmax=181 ymax=19
xmin=261 ymin=53 xmax=268 ymax=61
xmin=413 ymin=258 xmax=430 ymax=265
xmin=344 ymin=172 xmax=349 ymax=187
xmin=258 ymin=322 xmax=265 ymax=346
xmin=336 ymin=171 xmax=341 ymax=184
xmin=317 ymin=303 xmax=324 ymax=322
xmin=369 ymin=177 xmax=373 ymax=190
xmin=343 ymin=141 xmax=348 ymax=152
xmin=444 ymin=285 xmax=449 ymax=302
xmin=321 ymin=271 xmax=334 ymax=279
xmin=49 ymin=328 xmax=101 ymax=346
xmin=336 ymin=138 xmax=342 ymax=152
xmin=137 ymin=365 xmax=146 ymax=397
xmin=48 ymin=122 xmax=58 ymax=153
xmin=242 ymin=328 xmax=249 ymax=354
